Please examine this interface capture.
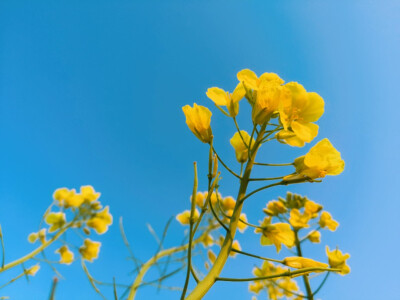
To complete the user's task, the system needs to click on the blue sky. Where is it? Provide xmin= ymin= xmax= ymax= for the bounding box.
xmin=0 ymin=1 xmax=399 ymax=299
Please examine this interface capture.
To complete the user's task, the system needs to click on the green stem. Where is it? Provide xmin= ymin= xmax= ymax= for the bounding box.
xmin=254 ymin=162 xmax=294 ymax=167
xmin=233 ymin=117 xmax=248 ymax=148
xmin=231 ymin=249 xmax=283 ymax=264
xmin=294 ymin=230 xmax=314 ymax=300
xmin=212 ymin=147 xmax=241 ymax=179
xmin=185 ymin=124 xmax=267 ymax=300
xmin=0 ymin=225 xmax=70 ymax=274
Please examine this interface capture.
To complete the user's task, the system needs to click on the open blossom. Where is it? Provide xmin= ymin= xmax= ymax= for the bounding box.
xmin=220 ymin=196 xmax=236 ymax=210
xmin=284 ymin=138 xmax=345 ymax=181
xmin=45 ymin=212 xmax=66 ymax=233
xmin=237 ymin=69 xmax=284 ymax=91
xmin=326 ymin=246 xmax=351 ymax=275
xmin=304 ymin=200 xmax=323 ymax=218
xmin=255 ymin=217 xmax=294 ymax=253
xmin=289 ymin=209 xmax=311 ymax=229
xmin=277 ymin=82 xmax=324 ymax=147
xmin=182 ymin=103 xmax=212 ymax=143
xmin=307 ymin=231 xmax=321 ymax=243
xmin=230 ymin=130 xmax=255 ymax=163
xmin=80 ymin=239 xmax=101 ymax=262
xmin=319 ymin=211 xmax=339 ymax=231
xmin=206 ymin=83 xmax=245 ymax=117
xmin=87 ymin=206 xmax=113 ymax=234
xmin=55 ymin=245 xmax=74 ymax=265
xmin=176 ymin=209 xmax=200 ymax=225
xmin=263 ymin=200 xmax=287 ymax=216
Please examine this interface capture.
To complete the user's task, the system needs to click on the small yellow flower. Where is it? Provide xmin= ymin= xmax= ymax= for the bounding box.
xmin=220 ymin=196 xmax=236 ymax=210
xmin=279 ymin=278 xmax=300 ymax=297
xmin=64 ymin=189 xmax=84 ymax=208
xmin=319 ymin=211 xmax=339 ymax=231
xmin=200 ymin=234 xmax=214 ymax=247
xmin=206 ymin=83 xmax=245 ymax=117
xmin=237 ymin=69 xmax=284 ymax=91
xmin=304 ymin=200 xmax=323 ymax=218
xmin=230 ymin=131 xmax=255 ymax=163
xmin=55 ymin=245 xmax=74 ymax=265
xmin=80 ymin=239 xmax=101 ymax=262
xmin=53 ymin=187 xmax=73 ymax=204
xmin=208 ymin=249 xmax=217 ymax=264
xmin=278 ymin=82 xmax=324 ymax=147
xmin=263 ymin=200 xmax=287 ymax=216
xmin=45 ymin=212 xmax=66 ymax=233
xmin=285 ymin=138 xmax=345 ymax=181
xmin=176 ymin=209 xmax=200 ymax=225
xmin=237 ymin=213 xmax=248 ymax=233
xmin=28 ymin=228 xmax=46 ymax=244
xmin=204 ymin=191 xmax=221 ymax=205
xmin=26 ymin=264 xmax=40 ymax=276
xmin=255 ymin=217 xmax=294 ymax=253
xmin=283 ymin=256 xmax=328 ymax=269
xmin=307 ymin=231 xmax=321 ymax=243
xmin=80 ymin=185 xmax=101 ymax=202
xmin=248 ymin=281 xmax=264 ymax=294
xmin=87 ymin=206 xmax=113 ymax=234
xmin=230 ymin=240 xmax=241 ymax=257
xmin=326 ymin=246 xmax=351 ymax=275
xmin=289 ymin=209 xmax=310 ymax=229
xmin=192 ymin=192 xmax=206 ymax=208
xmin=182 ymin=103 xmax=213 ymax=143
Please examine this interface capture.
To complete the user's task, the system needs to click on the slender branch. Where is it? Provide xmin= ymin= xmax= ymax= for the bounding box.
xmin=216 ymin=267 xmax=340 ymax=282
xmin=0 ymin=225 xmax=5 ymax=268
xmin=231 ymin=249 xmax=283 ymax=264
xmin=241 ymin=182 xmax=283 ymax=202
xmin=300 ymin=227 xmax=321 ymax=243
xmin=254 ymin=162 xmax=294 ymax=167
xmin=233 ymin=117 xmax=248 ymax=147
xmin=294 ymin=230 xmax=313 ymax=300
xmin=209 ymin=196 xmax=229 ymax=232
xmin=190 ymin=265 xmax=200 ymax=283
xmin=81 ymin=259 xmax=107 ymax=300
xmin=48 ymin=277 xmax=58 ymax=300
xmin=248 ymin=176 xmax=284 ymax=182
xmin=312 ymin=272 xmax=330 ymax=296
xmin=212 ymin=147 xmax=241 ymax=179
xmin=214 ymin=104 xmax=230 ymax=117
xmin=180 ymin=162 xmax=198 ymax=300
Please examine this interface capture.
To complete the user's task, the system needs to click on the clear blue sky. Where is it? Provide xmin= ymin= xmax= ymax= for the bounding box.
xmin=0 ymin=1 xmax=399 ymax=299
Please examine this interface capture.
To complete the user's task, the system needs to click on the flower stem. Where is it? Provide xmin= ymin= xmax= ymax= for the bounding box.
xmin=294 ymin=230 xmax=314 ymax=300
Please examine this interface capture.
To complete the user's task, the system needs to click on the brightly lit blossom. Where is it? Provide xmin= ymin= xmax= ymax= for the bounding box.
xmin=182 ymin=103 xmax=212 ymax=143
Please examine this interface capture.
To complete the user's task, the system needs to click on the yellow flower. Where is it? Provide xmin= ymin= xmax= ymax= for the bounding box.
xmin=230 ymin=131 xmax=255 ymax=163
xmin=80 ymin=185 xmax=101 ymax=202
xmin=249 ymin=281 xmax=264 ymax=294
xmin=237 ymin=213 xmax=248 ymax=233
xmin=304 ymin=200 xmax=323 ymax=218
xmin=176 ymin=209 xmax=200 ymax=225
xmin=45 ymin=212 xmax=66 ymax=233
xmin=80 ymin=239 xmax=101 ymax=262
xmin=230 ymin=240 xmax=241 ymax=257
xmin=255 ymin=217 xmax=294 ymax=253
xmin=55 ymin=245 xmax=74 ymax=265
xmin=220 ymin=196 xmax=236 ymax=210
xmin=192 ymin=192 xmax=206 ymax=208
xmin=279 ymin=278 xmax=300 ymax=297
xmin=53 ymin=187 xmax=73 ymax=204
xmin=200 ymin=234 xmax=214 ymax=247
xmin=26 ymin=264 xmax=40 ymax=276
xmin=87 ymin=206 xmax=113 ymax=234
xmin=208 ymin=249 xmax=217 ymax=264
xmin=307 ymin=231 xmax=321 ymax=243
xmin=64 ymin=189 xmax=84 ymax=208
xmin=182 ymin=103 xmax=213 ymax=143
xmin=237 ymin=69 xmax=284 ymax=91
xmin=263 ymin=200 xmax=287 ymax=216
xmin=206 ymin=83 xmax=245 ymax=117
xmin=285 ymin=138 xmax=345 ymax=181
xmin=277 ymin=82 xmax=324 ymax=147
xmin=319 ymin=211 xmax=339 ymax=231
xmin=283 ymin=256 xmax=328 ymax=269
xmin=28 ymin=228 xmax=46 ymax=244
xmin=289 ymin=209 xmax=310 ymax=229
xmin=326 ymin=246 xmax=351 ymax=275
xmin=204 ymin=191 xmax=221 ymax=205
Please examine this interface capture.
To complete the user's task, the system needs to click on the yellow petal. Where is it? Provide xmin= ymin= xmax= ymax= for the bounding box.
xmin=291 ymin=121 xmax=319 ymax=143
xmin=206 ymin=87 xmax=229 ymax=106
xmin=237 ymin=69 xmax=259 ymax=90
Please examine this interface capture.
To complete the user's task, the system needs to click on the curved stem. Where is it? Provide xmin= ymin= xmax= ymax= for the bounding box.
xmin=231 ymin=249 xmax=283 ymax=264
xmin=248 ymin=176 xmax=284 ymax=182
xmin=294 ymin=230 xmax=314 ymax=300
xmin=212 ymin=147 xmax=241 ymax=179
xmin=254 ymin=162 xmax=294 ymax=167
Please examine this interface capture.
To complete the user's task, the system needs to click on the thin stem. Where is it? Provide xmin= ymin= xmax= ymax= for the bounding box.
xmin=48 ymin=277 xmax=58 ymax=300
xmin=231 ymin=249 xmax=283 ymax=264
xmin=0 ymin=224 xmax=71 ymax=274
xmin=294 ymin=230 xmax=313 ymax=300
xmin=312 ymin=272 xmax=330 ymax=296
xmin=241 ymin=182 xmax=283 ymax=202
xmin=180 ymin=162 xmax=198 ymax=300
xmin=0 ymin=225 xmax=5 ymax=268
xmin=212 ymin=147 xmax=241 ymax=179
xmin=300 ymin=227 xmax=321 ymax=243
xmin=254 ymin=162 xmax=294 ymax=167
xmin=209 ymin=197 xmax=229 ymax=232
xmin=248 ymin=176 xmax=284 ymax=182
xmin=233 ymin=117 xmax=248 ymax=148
xmin=216 ymin=267 xmax=339 ymax=282
xmin=190 ymin=265 xmax=200 ymax=283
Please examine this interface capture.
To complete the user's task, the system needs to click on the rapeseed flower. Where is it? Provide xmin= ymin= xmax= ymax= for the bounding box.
xmin=87 ymin=206 xmax=113 ymax=234
xmin=80 ymin=239 xmax=101 ymax=262
xmin=182 ymin=103 xmax=212 ymax=143
xmin=206 ymin=83 xmax=245 ymax=117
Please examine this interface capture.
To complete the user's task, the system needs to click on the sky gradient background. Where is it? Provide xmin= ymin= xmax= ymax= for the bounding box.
xmin=0 ymin=1 xmax=399 ymax=299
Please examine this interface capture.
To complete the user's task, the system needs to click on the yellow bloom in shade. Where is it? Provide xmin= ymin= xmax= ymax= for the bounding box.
xmin=285 ymin=138 xmax=345 ymax=181
xmin=182 ymin=103 xmax=213 ymax=143
xmin=237 ymin=69 xmax=284 ymax=91
xmin=45 ymin=212 xmax=66 ymax=233
xmin=80 ymin=239 xmax=101 ymax=262
xmin=307 ymin=231 xmax=321 ymax=243
xmin=220 ymin=196 xmax=236 ymax=210
xmin=55 ymin=245 xmax=74 ymax=265
xmin=229 ymin=240 xmax=241 ymax=257
xmin=278 ymin=82 xmax=324 ymax=147
xmin=283 ymin=256 xmax=328 ymax=269
xmin=249 ymin=281 xmax=264 ymax=294
xmin=319 ymin=211 xmax=339 ymax=231
xmin=208 ymin=249 xmax=217 ymax=264
xmin=326 ymin=246 xmax=351 ymax=275
xmin=263 ymin=200 xmax=287 ymax=216
xmin=230 ymin=131 xmax=255 ymax=163
xmin=26 ymin=264 xmax=40 ymax=276
xmin=87 ymin=206 xmax=113 ymax=234
xmin=206 ymin=83 xmax=245 ymax=117
xmin=80 ymin=185 xmax=101 ymax=202
xmin=255 ymin=217 xmax=294 ymax=253
xmin=200 ymin=234 xmax=214 ymax=247
xmin=176 ymin=209 xmax=200 ymax=225
xmin=304 ymin=200 xmax=323 ymax=218
xmin=289 ymin=209 xmax=311 ymax=229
